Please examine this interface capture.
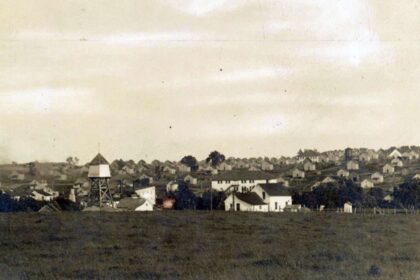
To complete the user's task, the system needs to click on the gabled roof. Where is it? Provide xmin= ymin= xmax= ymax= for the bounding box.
xmin=257 ymin=183 xmax=290 ymax=196
xmin=117 ymin=198 xmax=147 ymax=210
xmin=89 ymin=153 xmax=109 ymax=165
xmin=213 ymin=170 xmax=275 ymax=181
xmin=235 ymin=192 xmax=266 ymax=205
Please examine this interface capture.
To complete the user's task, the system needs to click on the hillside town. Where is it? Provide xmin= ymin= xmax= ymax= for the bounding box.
xmin=0 ymin=146 xmax=420 ymax=213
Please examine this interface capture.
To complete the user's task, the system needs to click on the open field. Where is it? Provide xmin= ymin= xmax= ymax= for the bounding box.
xmin=0 ymin=212 xmax=419 ymax=280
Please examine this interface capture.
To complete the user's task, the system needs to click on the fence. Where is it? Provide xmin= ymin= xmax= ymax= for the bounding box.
xmin=313 ymin=207 xmax=420 ymax=215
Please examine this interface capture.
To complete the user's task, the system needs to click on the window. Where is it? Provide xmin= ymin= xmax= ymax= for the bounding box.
xmin=259 ymin=205 xmax=262 ymax=210
xmin=275 ymin=202 xmax=278 ymax=210
xmin=236 ymin=203 xmax=240 ymax=211
xmin=262 ymin=192 xmax=266 ymax=199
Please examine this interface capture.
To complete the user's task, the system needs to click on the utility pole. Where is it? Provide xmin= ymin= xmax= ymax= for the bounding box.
xmin=210 ymin=183 xmax=213 ymax=211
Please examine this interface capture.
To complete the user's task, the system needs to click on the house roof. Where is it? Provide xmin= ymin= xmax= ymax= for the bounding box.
xmin=235 ymin=192 xmax=267 ymax=205
xmin=212 ymin=170 xmax=275 ymax=181
xmin=33 ymin=189 xmax=54 ymax=196
xmin=89 ymin=153 xmax=109 ymax=165
xmin=257 ymin=183 xmax=290 ymax=196
xmin=117 ymin=198 xmax=147 ymax=210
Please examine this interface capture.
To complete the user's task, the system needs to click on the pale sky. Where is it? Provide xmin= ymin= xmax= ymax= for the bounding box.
xmin=0 ymin=0 xmax=419 ymax=163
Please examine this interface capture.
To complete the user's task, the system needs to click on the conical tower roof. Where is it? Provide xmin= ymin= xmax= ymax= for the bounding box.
xmin=90 ymin=153 xmax=109 ymax=165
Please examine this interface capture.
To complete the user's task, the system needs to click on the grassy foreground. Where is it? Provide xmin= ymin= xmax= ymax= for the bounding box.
xmin=0 ymin=212 xmax=419 ymax=280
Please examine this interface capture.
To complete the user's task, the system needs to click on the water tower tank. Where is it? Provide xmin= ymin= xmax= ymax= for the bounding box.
xmin=88 ymin=153 xmax=111 ymax=178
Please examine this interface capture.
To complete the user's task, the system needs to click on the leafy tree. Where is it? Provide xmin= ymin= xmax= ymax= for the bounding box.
xmin=392 ymin=180 xmax=420 ymax=208
xmin=180 ymin=155 xmax=198 ymax=171
xmin=153 ymin=165 xmax=165 ymax=181
xmin=206 ymin=151 xmax=226 ymax=168
xmin=66 ymin=156 xmax=79 ymax=167
xmin=174 ymin=183 xmax=196 ymax=210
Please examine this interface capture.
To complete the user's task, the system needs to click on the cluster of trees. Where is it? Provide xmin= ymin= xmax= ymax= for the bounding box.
xmin=294 ymin=179 xmax=420 ymax=209
xmin=180 ymin=151 xmax=226 ymax=172
xmin=0 ymin=193 xmax=42 ymax=212
xmin=169 ymin=182 xmax=225 ymax=210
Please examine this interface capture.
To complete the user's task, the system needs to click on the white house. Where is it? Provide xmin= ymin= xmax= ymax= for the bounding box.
xmin=166 ymin=181 xmax=179 ymax=192
xmin=388 ymin=149 xmax=402 ymax=159
xmin=211 ymin=170 xmax=277 ymax=192
xmin=337 ymin=169 xmax=350 ymax=178
xmin=292 ymin=168 xmax=305 ymax=179
xmin=412 ymin=174 xmax=420 ymax=181
xmin=218 ymin=162 xmax=232 ymax=171
xmin=383 ymin=164 xmax=395 ymax=174
xmin=224 ymin=192 xmax=268 ymax=212
xmin=346 ymin=160 xmax=359 ymax=171
xmin=252 ymin=183 xmax=292 ymax=212
xmin=391 ymin=158 xmax=403 ymax=167
xmin=361 ymin=179 xmax=374 ymax=189
xmin=343 ymin=202 xmax=353 ymax=213
xmin=31 ymin=190 xmax=55 ymax=202
xmin=117 ymin=198 xmax=153 ymax=211
xmin=303 ymin=160 xmax=316 ymax=171
xmin=184 ymin=174 xmax=198 ymax=185
xmin=275 ymin=176 xmax=289 ymax=187
xmin=261 ymin=161 xmax=274 ymax=171
xmin=178 ymin=164 xmax=191 ymax=173
xmin=322 ymin=176 xmax=336 ymax=184
xmin=371 ymin=172 xmax=384 ymax=183
xmin=135 ymin=186 xmax=156 ymax=205
xmin=358 ymin=152 xmax=371 ymax=162
xmin=163 ymin=166 xmax=176 ymax=174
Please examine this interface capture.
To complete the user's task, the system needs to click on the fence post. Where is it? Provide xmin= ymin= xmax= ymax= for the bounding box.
xmin=373 ymin=207 xmax=376 ymax=215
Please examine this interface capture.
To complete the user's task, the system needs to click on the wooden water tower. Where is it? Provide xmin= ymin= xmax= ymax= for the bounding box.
xmin=88 ymin=153 xmax=113 ymax=207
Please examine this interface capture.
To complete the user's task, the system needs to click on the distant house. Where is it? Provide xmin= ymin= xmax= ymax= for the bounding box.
xmin=275 ymin=176 xmax=289 ymax=187
xmin=117 ymin=198 xmax=153 ymax=211
xmin=303 ymin=160 xmax=316 ymax=171
xmin=388 ymin=149 xmax=402 ymax=159
xmin=383 ymin=195 xmax=393 ymax=202
xmin=413 ymin=174 xmax=420 ymax=181
xmin=358 ymin=152 xmax=371 ymax=162
xmin=343 ymin=202 xmax=353 ymax=213
xmin=292 ymin=168 xmax=305 ymax=179
xmin=163 ymin=166 xmax=176 ymax=175
xmin=184 ymin=174 xmax=198 ymax=185
xmin=261 ymin=161 xmax=274 ymax=171
xmin=9 ymin=172 xmax=25 ymax=181
xmin=56 ymin=173 xmax=68 ymax=181
xmin=371 ymin=172 xmax=384 ymax=184
xmin=297 ymin=150 xmax=320 ymax=163
xmin=166 ymin=181 xmax=179 ymax=193
xmin=134 ymin=186 xmax=156 ymax=205
xmin=407 ymin=151 xmax=419 ymax=160
xmin=383 ymin=164 xmax=395 ymax=174
xmin=361 ymin=179 xmax=374 ymax=189
xmin=337 ymin=169 xmax=350 ymax=178
xmin=346 ymin=160 xmax=359 ymax=171
xmin=252 ymin=183 xmax=292 ymax=212
xmin=178 ymin=164 xmax=191 ymax=173
xmin=218 ymin=162 xmax=232 ymax=171
xmin=322 ymin=176 xmax=336 ymax=184
xmin=391 ymin=158 xmax=403 ymax=167
xmin=211 ymin=170 xmax=277 ymax=192
xmin=224 ymin=192 xmax=268 ymax=212
xmin=31 ymin=190 xmax=55 ymax=202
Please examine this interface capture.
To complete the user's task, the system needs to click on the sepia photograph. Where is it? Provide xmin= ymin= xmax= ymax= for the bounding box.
xmin=0 ymin=0 xmax=419 ymax=279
